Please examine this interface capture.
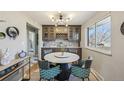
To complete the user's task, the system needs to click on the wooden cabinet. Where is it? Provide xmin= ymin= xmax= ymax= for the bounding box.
xmin=68 ymin=26 xmax=81 ymax=42
xmin=0 ymin=57 xmax=31 ymax=81
xmin=42 ymin=26 xmax=55 ymax=41
xmin=42 ymin=25 xmax=81 ymax=42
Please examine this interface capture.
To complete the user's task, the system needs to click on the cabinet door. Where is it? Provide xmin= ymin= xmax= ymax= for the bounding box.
xmin=74 ymin=27 xmax=81 ymax=41
xmin=42 ymin=26 xmax=55 ymax=41
xmin=68 ymin=27 xmax=73 ymax=41
xmin=68 ymin=26 xmax=81 ymax=41
xmin=42 ymin=27 xmax=49 ymax=41
xmin=48 ymin=27 xmax=55 ymax=40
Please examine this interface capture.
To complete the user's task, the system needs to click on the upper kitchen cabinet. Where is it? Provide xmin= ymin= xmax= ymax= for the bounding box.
xmin=55 ymin=26 xmax=68 ymax=40
xmin=42 ymin=25 xmax=55 ymax=41
xmin=68 ymin=25 xmax=81 ymax=42
xmin=42 ymin=25 xmax=81 ymax=42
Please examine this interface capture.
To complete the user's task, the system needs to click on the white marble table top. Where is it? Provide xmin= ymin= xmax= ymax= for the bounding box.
xmin=44 ymin=52 xmax=79 ymax=63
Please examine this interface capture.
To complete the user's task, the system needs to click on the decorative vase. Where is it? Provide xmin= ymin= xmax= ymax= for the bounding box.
xmin=61 ymin=48 xmax=65 ymax=56
xmin=0 ymin=49 xmax=10 ymax=66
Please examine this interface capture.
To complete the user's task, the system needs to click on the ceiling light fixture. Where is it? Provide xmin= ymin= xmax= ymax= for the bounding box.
xmin=50 ymin=12 xmax=71 ymax=27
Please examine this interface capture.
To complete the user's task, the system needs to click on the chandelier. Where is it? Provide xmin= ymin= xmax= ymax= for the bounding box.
xmin=50 ymin=12 xmax=71 ymax=27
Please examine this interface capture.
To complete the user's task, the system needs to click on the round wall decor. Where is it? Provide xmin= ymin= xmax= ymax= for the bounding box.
xmin=0 ymin=32 xmax=6 ymax=39
xmin=6 ymin=26 xmax=19 ymax=39
xmin=120 ymin=22 xmax=124 ymax=35
xmin=18 ymin=50 xmax=26 ymax=58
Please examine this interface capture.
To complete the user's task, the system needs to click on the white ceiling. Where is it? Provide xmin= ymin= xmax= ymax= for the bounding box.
xmin=23 ymin=11 xmax=96 ymax=25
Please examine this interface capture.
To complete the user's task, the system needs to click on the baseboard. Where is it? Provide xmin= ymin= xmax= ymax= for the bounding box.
xmin=91 ymin=68 xmax=104 ymax=81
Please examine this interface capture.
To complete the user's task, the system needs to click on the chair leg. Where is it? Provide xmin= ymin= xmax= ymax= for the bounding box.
xmin=50 ymin=78 xmax=54 ymax=81
xmin=88 ymin=77 xmax=90 ymax=81
xmin=82 ymin=78 xmax=84 ymax=81
xmin=39 ymin=78 xmax=41 ymax=81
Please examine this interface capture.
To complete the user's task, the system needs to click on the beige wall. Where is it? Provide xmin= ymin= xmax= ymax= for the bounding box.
xmin=0 ymin=11 xmax=42 ymax=61
xmin=81 ymin=11 xmax=124 ymax=80
xmin=0 ymin=12 xmax=43 ymax=80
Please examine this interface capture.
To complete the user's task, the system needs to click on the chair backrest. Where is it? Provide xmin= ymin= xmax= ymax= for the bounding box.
xmin=68 ymin=49 xmax=77 ymax=54
xmin=38 ymin=60 xmax=49 ymax=70
xmin=43 ymin=49 xmax=52 ymax=55
xmin=78 ymin=60 xmax=85 ymax=67
xmin=84 ymin=59 xmax=92 ymax=69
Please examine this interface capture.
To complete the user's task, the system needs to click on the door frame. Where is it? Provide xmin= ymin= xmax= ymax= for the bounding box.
xmin=26 ymin=23 xmax=39 ymax=57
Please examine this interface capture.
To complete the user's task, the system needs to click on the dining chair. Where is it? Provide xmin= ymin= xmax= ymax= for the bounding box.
xmin=38 ymin=60 xmax=61 ymax=81
xmin=71 ymin=57 xmax=93 ymax=81
xmin=42 ymin=49 xmax=55 ymax=66
xmin=43 ymin=49 xmax=53 ymax=56
xmin=68 ymin=49 xmax=77 ymax=54
xmin=72 ymin=59 xmax=85 ymax=67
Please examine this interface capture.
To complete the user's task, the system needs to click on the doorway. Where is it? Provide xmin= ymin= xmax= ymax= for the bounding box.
xmin=27 ymin=23 xmax=39 ymax=62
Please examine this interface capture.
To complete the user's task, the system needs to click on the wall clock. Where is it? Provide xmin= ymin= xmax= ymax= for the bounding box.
xmin=120 ymin=22 xmax=124 ymax=35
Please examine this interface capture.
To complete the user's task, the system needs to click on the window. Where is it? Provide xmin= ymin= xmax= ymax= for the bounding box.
xmin=87 ymin=25 xmax=96 ymax=47
xmin=87 ymin=16 xmax=111 ymax=54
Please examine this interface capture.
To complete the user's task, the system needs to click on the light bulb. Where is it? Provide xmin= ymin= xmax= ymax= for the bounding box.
xmin=58 ymin=11 xmax=62 ymax=13
xmin=55 ymin=24 xmax=58 ymax=27
xmin=66 ymin=18 xmax=70 ymax=22
xmin=51 ymin=17 xmax=55 ymax=22
xmin=65 ymin=24 xmax=68 ymax=27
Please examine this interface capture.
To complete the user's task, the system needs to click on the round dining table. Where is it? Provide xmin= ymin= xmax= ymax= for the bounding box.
xmin=44 ymin=52 xmax=80 ymax=63
xmin=44 ymin=52 xmax=80 ymax=81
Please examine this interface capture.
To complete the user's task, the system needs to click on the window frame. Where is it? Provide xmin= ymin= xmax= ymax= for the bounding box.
xmin=87 ymin=24 xmax=96 ymax=47
xmin=85 ymin=16 xmax=112 ymax=56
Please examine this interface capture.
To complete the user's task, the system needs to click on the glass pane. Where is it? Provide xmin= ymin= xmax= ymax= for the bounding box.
xmin=88 ymin=25 xmax=96 ymax=47
xmin=96 ymin=17 xmax=111 ymax=50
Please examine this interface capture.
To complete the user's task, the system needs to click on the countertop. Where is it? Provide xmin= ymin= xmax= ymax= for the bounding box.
xmin=0 ymin=56 xmax=30 ymax=72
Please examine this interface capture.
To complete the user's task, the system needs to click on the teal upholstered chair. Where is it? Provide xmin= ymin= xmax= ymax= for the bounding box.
xmin=38 ymin=60 xmax=61 ymax=81
xmin=71 ymin=58 xmax=93 ymax=81
xmin=43 ymin=49 xmax=53 ymax=56
xmin=72 ymin=59 xmax=85 ymax=67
